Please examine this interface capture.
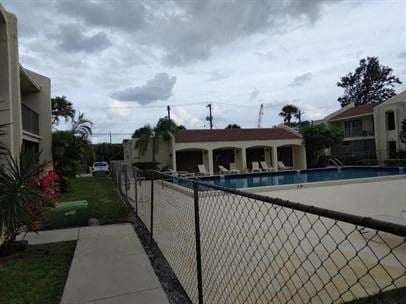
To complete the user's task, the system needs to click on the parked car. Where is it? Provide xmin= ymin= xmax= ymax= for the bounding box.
xmin=92 ymin=162 xmax=109 ymax=176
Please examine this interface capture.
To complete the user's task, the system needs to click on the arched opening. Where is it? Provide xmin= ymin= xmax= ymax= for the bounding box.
xmin=212 ymin=146 xmax=240 ymax=173
xmin=175 ymin=148 xmax=208 ymax=173
xmin=245 ymin=145 xmax=273 ymax=170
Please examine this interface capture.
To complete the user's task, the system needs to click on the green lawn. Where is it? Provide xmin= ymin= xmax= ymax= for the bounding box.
xmin=0 ymin=241 xmax=76 ymax=304
xmin=61 ymin=176 xmax=128 ymax=224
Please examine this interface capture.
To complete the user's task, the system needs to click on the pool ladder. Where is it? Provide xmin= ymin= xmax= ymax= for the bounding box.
xmin=328 ymin=158 xmax=344 ymax=167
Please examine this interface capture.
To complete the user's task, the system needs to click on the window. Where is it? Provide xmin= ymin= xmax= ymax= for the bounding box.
xmin=386 ymin=111 xmax=395 ymax=130
xmin=344 ymin=119 xmax=362 ymax=137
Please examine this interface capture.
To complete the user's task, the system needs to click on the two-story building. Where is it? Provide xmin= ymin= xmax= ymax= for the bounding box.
xmin=318 ymin=90 xmax=406 ymax=163
xmin=0 ymin=4 xmax=52 ymax=162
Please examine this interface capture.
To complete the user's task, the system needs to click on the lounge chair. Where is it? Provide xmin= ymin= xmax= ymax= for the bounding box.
xmin=251 ymin=162 xmax=262 ymax=173
xmin=218 ymin=165 xmax=230 ymax=175
xmin=161 ymin=169 xmax=195 ymax=178
xmin=229 ymin=163 xmax=240 ymax=174
xmin=197 ymin=164 xmax=210 ymax=176
xmin=278 ymin=161 xmax=293 ymax=170
xmin=260 ymin=161 xmax=273 ymax=172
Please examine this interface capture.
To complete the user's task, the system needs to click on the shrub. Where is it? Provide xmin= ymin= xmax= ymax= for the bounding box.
xmin=0 ymin=151 xmax=55 ymax=255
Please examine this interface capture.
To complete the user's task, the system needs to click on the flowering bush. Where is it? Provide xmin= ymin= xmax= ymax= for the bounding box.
xmin=36 ymin=167 xmax=60 ymax=206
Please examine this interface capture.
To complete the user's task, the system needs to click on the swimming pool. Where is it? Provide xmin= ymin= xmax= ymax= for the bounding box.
xmin=199 ymin=167 xmax=406 ymax=189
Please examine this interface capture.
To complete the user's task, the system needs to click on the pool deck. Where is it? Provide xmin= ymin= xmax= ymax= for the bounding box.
xmin=260 ymin=178 xmax=406 ymax=219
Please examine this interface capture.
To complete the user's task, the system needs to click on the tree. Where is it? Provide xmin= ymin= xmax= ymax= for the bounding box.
xmin=225 ymin=124 xmax=241 ymax=129
xmin=72 ymin=112 xmax=93 ymax=139
xmin=279 ymin=105 xmax=299 ymax=126
xmin=51 ymin=96 xmax=76 ymax=125
xmin=52 ymin=112 xmax=93 ymax=191
xmin=135 ymin=118 xmax=179 ymax=164
xmin=400 ymin=119 xmax=406 ymax=144
xmin=337 ymin=57 xmax=402 ymax=107
xmin=301 ymin=124 xmax=343 ymax=167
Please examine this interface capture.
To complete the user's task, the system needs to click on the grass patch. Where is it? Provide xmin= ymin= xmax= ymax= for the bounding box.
xmin=61 ymin=176 xmax=128 ymax=224
xmin=0 ymin=241 xmax=76 ymax=304
xmin=346 ymin=287 xmax=406 ymax=304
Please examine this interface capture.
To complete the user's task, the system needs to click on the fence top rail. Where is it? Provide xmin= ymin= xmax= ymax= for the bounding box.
xmin=121 ymin=164 xmax=406 ymax=237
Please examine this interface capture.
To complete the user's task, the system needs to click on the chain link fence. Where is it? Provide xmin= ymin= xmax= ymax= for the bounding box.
xmin=111 ymin=161 xmax=406 ymax=304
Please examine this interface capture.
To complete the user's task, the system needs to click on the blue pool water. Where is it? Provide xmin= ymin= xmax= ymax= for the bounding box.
xmin=198 ymin=167 xmax=405 ymax=189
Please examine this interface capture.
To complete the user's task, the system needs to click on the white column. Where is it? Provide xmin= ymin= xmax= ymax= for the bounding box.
xmin=272 ymin=146 xmax=278 ymax=171
xmin=241 ymin=148 xmax=247 ymax=173
xmin=172 ymin=150 xmax=177 ymax=171
xmin=208 ymin=149 xmax=214 ymax=175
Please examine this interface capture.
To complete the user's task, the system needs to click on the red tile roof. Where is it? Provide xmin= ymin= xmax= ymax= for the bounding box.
xmin=329 ymin=102 xmax=381 ymax=121
xmin=174 ymin=128 xmax=302 ymax=143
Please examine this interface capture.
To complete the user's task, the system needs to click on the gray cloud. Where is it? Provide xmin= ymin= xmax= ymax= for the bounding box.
xmin=111 ymin=73 xmax=176 ymax=104
xmin=207 ymin=71 xmax=230 ymax=82
xmin=289 ymin=72 xmax=312 ymax=87
xmin=55 ymin=0 xmax=339 ymax=66
xmin=57 ymin=0 xmax=145 ymax=31
xmin=400 ymin=51 xmax=406 ymax=58
xmin=249 ymin=88 xmax=260 ymax=102
xmin=56 ymin=24 xmax=111 ymax=53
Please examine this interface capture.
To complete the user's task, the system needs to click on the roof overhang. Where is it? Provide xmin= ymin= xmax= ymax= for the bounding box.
xmin=20 ymin=65 xmax=41 ymax=94
xmin=329 ymin=112 xmax=373 ymax=122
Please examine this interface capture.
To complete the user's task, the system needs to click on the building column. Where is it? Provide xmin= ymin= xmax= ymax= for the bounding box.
xmin=208 ymin=149 xmax=214 ymax=175
xmin=272 ymin=146 xmax=278 ymax=171
xmin=241 ymin=148 xmax=247 ymax=173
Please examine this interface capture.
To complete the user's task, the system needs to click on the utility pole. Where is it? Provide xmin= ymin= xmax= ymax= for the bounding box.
xmin=109 ymin=132 xmax=112 ymax=144
xmin=167 ymin=105 xmax=171 ymax=120
xmin=257 ymin=104 xmax=264 ymax=128
xmin=206 ymin=103 xmax=213 ymax=129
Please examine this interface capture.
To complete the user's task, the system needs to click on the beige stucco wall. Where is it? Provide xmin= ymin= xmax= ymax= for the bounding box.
xmin=22 ymin=70 xmax=52 ymax=162
xmin=123 ymin=137 xmax=172 ymax=168
xmin=0 ymin=5 xmax=52 ymax=163
xmin=374 ymin=91 xmax=406 ymax=162
xmin=0 ymin=6 xmax=22 ymax=161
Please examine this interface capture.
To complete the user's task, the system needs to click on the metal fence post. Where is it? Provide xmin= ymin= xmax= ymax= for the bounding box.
xmin=150 ymin=171 xmax=155 ymax=242
xmin=193 ymin=182 xmax=204 ymax=304
xmin=124 ymin=166 xmax=128 ymax=200
xmin=132 ymin=167 xmax=138 ymax=217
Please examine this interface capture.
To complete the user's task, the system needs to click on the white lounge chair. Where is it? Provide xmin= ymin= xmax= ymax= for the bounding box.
xmin=260 ymin=161 xmax=273 ymax=172
xmin=229 ymin=163 xmax=240 ymax=174
xmin=218 ymin=165 xmax=230 ymax=175
xmin=161 ymin=169 xmax=195 ymax=178
xmin=278 ymin=161 xmax=293 ymax=170
xmin=251 ymin=162 xmax=262 ymax=173
xmin=197 ymin=164 xmax=209 ymax=176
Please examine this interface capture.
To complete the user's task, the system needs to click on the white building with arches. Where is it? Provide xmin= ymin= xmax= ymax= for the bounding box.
xmin=124 ymin=126 xmax=307 ymax=174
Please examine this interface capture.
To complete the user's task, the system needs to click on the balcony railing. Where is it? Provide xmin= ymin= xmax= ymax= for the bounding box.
xmin=22 ymin=104 xmax=39 ymax=135
xmin=344 ymin=128 xmax=374 ymax=138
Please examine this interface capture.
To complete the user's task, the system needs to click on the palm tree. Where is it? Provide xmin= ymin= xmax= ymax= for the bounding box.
xmin=279 ymin=104 xmax=299 ymax=126
xmin=72 ymin=112 xmax=93 ymax=139
xmin=135 ymin=118 xmax=179 ymax=163
xmin=51 ymin=96 xmax=76 ymax=125
xmin=225 ymin=124 xmax=241 ymax=129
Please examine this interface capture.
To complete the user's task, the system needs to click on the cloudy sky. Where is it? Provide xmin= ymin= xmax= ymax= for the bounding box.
xmin=3 ymin=0 xmax=406 ymax=143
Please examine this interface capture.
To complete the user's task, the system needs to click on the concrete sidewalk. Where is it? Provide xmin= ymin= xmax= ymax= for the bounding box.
xmin=20 ymin=224 xmax=169 ymax=304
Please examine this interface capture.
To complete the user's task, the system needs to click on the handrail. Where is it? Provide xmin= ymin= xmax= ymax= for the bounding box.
xmin=334 ymin=158 xmax=344 ymax=166
xmin=328 ymin=158 xmax=339 ymax=167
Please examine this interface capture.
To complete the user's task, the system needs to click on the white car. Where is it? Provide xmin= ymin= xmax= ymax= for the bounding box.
xmin=92 ymin=162 xmax=109 ymax=176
